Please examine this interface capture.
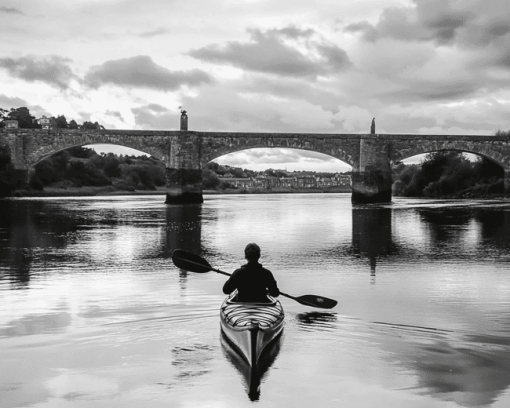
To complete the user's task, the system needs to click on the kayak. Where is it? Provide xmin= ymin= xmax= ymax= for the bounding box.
xmin=220 ymin=291 xmax=284 ymax=367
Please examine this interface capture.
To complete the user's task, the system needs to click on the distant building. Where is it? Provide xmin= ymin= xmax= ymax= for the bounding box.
xmin=37 ymin=116 xmax=56 ymax=129
xmin=3 ymin=119 xmax=18 ymax=129
xmin=218 ymin=177 xmax=254 ymax=188
xmin=294 ymin=175 xmax=316 ymax=188
xmin=335 ymin=174 xmax=351 ymax=186
xmin=279 ymin=177 xmax=294 ymax=188
xmin=216 ymin=172 xmax=351 ymax=190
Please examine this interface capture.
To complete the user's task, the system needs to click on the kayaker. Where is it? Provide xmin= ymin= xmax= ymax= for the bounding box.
xmin=222 ymin=243 xmax=280 ymax=303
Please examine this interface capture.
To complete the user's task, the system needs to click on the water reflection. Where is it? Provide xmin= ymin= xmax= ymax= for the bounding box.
xmin=164 ymin=204 xmax=203 ymax=290
xmin=164 ymin=204 xmax=202 ymax=257
xmin=476 ymin=210 xmax=510 ymax=258
xmin=295 ymin=311 xmax=337 ymax=331
xmin=0 ymin=310 xmax=72 ymax=337
xmin=171 ymin=344 xmax=214 ymax=381
xmin=0 ymin=200 xmax=84 ymax=287
xmin=221 ymin=331 xmax=282 ymax=401
xmin=413 ymin=333 xmax=510 ymax=407
xmin=351 ymin=207 xmax=396 ymax=280
xmin=2 ymin=195 xmax=510 ymax=407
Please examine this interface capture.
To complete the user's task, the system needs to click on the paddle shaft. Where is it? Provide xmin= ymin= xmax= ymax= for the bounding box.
xmin=176 ymin=258 xmax=320 ymax=305
xmin=172 ymin=249 xmax=338 ymax=309
xmin=180 ymin=258 xmax=231 ymax=277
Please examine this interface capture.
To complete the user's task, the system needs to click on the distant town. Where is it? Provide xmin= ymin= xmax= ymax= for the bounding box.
xmin=216 ymin=169 xmax=351 ymax=191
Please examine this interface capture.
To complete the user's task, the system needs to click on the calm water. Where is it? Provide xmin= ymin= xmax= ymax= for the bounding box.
xmin=1 ymin=194 xmax=510 ymax=408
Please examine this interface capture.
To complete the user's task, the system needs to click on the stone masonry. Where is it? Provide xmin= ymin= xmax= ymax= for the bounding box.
xmin=2 ymin=128 xmax=510 ymax=203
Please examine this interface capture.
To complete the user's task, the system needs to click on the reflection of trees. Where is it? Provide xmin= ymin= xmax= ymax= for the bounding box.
xmin=351 ymin=207 xmax=396 ymax=277
xmin=418 ymin=208 xmax=473 ymax=246
xmin=475 ymin=210 xmax=510 ymax=252
xmin=0 ymin=200 xmax=84 ymax=287
xmin=418 ymin=207 xmax=510 ymax=260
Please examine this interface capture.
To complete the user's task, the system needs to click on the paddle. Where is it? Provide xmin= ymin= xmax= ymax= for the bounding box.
xmin=172 ymin=249 xmax=338 ymax=309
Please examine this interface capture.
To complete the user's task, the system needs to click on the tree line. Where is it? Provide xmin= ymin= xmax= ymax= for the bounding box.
xmin=0 ymin=106 xmax=102 ymax=130
xmin=29 ymin=147 xmax=166 ymax=192
xmin=392 ymin=151 xmax=505 ymax=198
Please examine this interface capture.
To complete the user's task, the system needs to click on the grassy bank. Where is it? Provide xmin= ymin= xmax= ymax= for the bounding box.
xmin=12 ymin=186 xmax=167 ymax=197
xmin=10 ymin=185 xmax=351 ymax=197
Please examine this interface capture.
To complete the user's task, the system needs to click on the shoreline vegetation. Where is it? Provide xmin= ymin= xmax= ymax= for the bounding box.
xmin=9 ymin=185 xmax=352 ymax=198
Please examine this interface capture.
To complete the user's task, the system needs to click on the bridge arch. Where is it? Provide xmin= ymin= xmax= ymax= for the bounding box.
xmin=391 ymin=139 xmax=510 ymax=170
xmin=30 ymin=143 xmax=163 ymax=168
xmin=199 ymin=135 xmax=358 ymax=169
xmin=26 ymin=133 xmax=168 ymax=168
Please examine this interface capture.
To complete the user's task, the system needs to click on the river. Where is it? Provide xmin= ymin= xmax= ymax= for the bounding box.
xmin=1 ymin=194 xmax=510 ymax=407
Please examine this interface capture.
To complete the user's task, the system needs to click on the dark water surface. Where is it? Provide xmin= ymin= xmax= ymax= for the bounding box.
xmin=1 ymin=194 xmax=510 ymax=407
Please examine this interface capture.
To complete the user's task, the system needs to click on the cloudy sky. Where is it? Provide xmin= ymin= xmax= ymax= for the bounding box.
xmin=1 ymin=0 xmax=510 ymax=171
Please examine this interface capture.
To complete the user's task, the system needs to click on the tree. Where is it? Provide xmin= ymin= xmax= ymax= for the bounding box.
xmin=7 ymin=107 xmax=39 ymax=129
xmin=0 ymin=145 xmax=16 ymax=196
xmin=81 ymin=121 xmax=104 ymax=130
xmin=393 ymin=151 xmax=505 ymax=198
xmin=55 ymin=115 xmax=68 ymax=129
xmin=202 ymin=168 xmax=221 ymax=189
xmin=68 ymin=146 xmax=95 ymax=159
xmin=0 ymin=108 xmax=9 ymax=128
xmin=69 ymin=120 xmax=78 ymax=129
xmin=33 ymin=160 xmax=58 ymax=184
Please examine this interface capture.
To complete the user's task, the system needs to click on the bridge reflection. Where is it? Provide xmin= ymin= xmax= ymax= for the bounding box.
xmin=351 ymin=207 xmax=396 ymax=280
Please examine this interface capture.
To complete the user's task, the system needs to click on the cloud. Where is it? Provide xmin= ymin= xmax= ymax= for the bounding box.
xmin=131 ymin=103 xmax=176 ymax=129
xmin=240 ymin=75 xmax=341 ymax=112
xmin=344 ymin=1 xmax=472 ymax=44
xmin=0 ymin=55 xmax=77 ymax=90
xmin=0 ymin=6 xmax=23 ymax=15
xmin=345 ymin=0 xmax=510 ymax=49
xmin=0 ymin=94 xmax=29 ymax=109
xmin=105 ymin=110 xmax=124 ymax=121
xmin=138 ymin=28 xmax=169 ymax=38
xmin=189 ymin=26 xmax=351 ymax=78
xmin=84 ymin=55 xmax=213 ymax=91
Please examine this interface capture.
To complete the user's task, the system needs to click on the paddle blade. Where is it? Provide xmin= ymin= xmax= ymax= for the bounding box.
xmin=280 ymin=292 xmax=338 ymax=309
xmin=299 ymin=295 xmax=337 ymax=309
xmin=172 ymin=249 xmax=213 ymax=273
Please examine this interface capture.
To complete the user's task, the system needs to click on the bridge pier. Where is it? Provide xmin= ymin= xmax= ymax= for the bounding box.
xmin=165 ymin=133 xmax=203 ymax=205
xmin=165 ymin=168 xmax=203 ymax=204
xmin=351 ymin=136 xmax=392 ymax=204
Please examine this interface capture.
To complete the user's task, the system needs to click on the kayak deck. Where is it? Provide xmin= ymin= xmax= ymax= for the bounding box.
xmin=220 ymin=292 xmax=284 ymax=367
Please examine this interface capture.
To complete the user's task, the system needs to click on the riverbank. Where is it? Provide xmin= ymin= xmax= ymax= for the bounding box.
xmin=8 ymin=185 xmax=351 ymax=198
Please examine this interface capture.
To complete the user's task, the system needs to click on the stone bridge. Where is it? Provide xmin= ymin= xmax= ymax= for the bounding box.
xmin=2 ymin=127 xmax=510 ymax=203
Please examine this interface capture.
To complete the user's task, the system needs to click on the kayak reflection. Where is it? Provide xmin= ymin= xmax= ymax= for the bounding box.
xmin=220 ymin=330 xmax=283 ymax=401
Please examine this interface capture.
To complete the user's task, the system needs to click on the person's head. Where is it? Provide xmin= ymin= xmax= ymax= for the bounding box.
xmin=244 ymin=243 xmax=261 ymax=262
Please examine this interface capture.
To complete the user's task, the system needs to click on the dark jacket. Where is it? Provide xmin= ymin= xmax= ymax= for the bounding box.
xmin=222 ymin=261 xmax=280 ymax=302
